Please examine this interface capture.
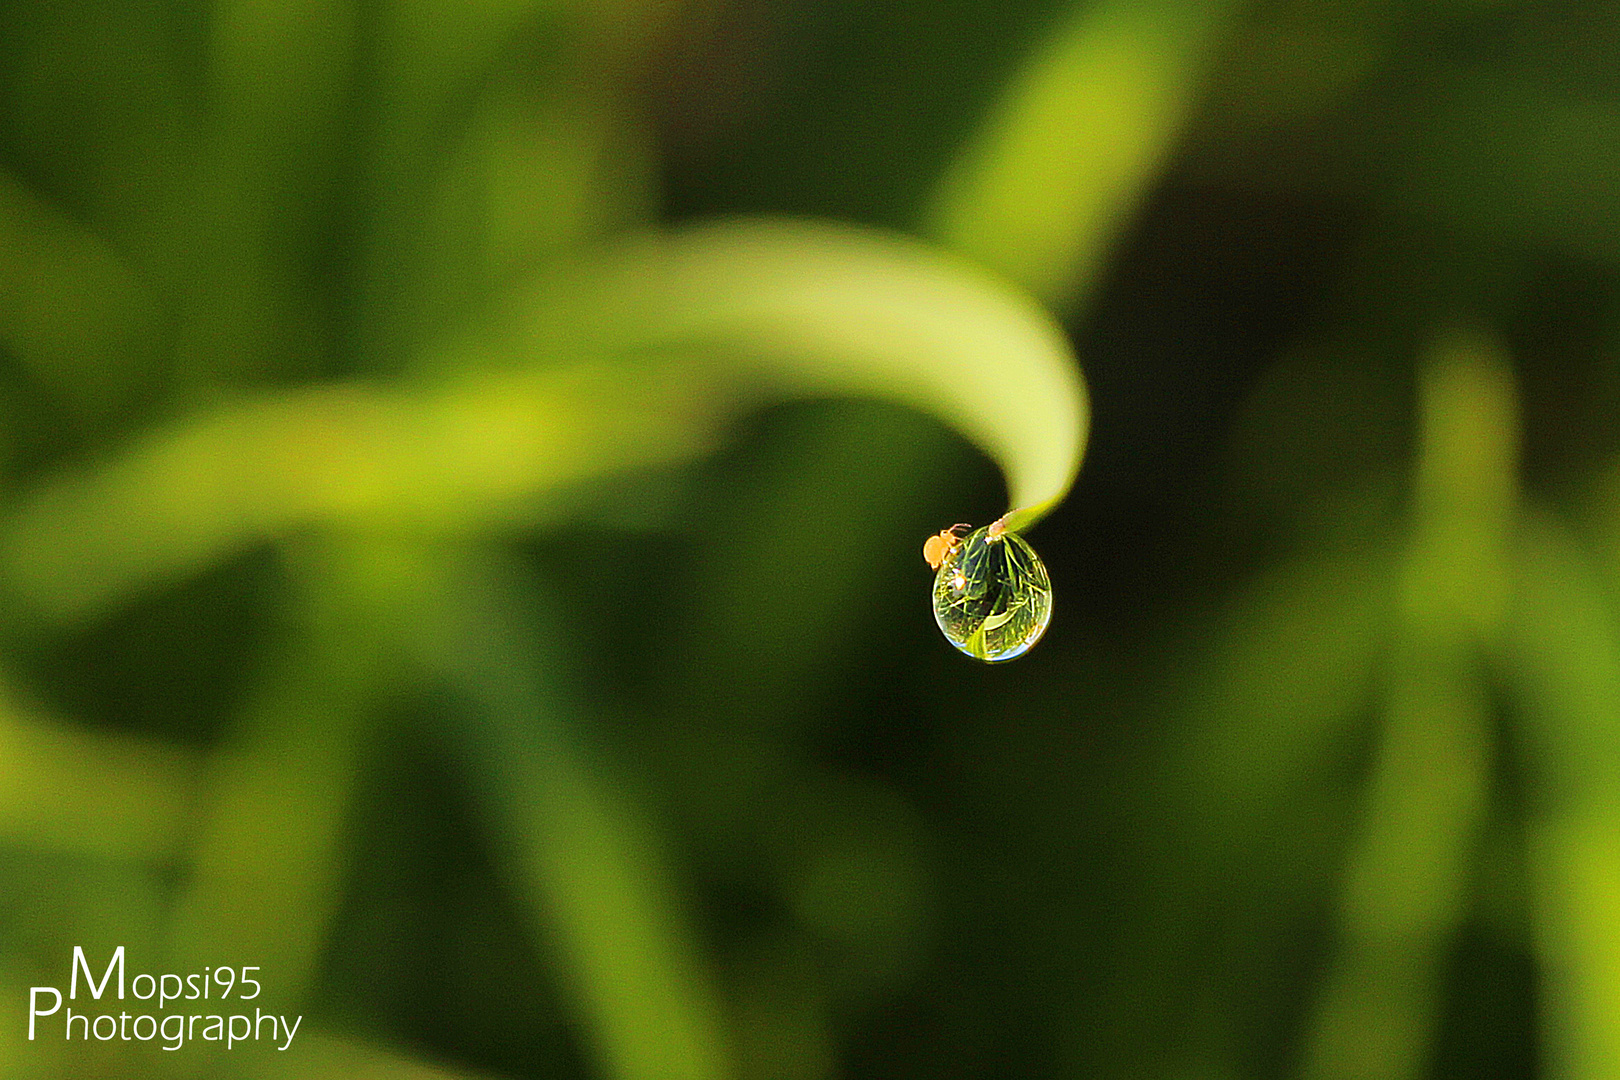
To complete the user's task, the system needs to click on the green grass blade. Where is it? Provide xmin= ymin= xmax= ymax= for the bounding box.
xmin=925 ymin=0 xmax=1237 ymax=308
xmin=479 ymin=217 xmax=1089 ymax=528
xmin=1300 ymin=331 xmax=1517 ymax=1080
xmin=0 ymin=169 xmax=159 ymax=416
xmin=1507 ymin=514 xmax=1620 ymax=1080
xmin=405 ymin=546 xmax=733 ymax=1080
xmin=1 ymin=218 xmax=1086 ymax=622
xmin=0 ymin=677 xmax=198 ymax=863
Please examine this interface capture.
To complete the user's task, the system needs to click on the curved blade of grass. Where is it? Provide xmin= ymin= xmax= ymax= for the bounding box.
xmin=925 ymin=0 xmax=1236 ymax=308
xmin=0 ymin=217 xmax=1086 ymax=622
xmin=507 ymin=218 xmax=1087 ymax=533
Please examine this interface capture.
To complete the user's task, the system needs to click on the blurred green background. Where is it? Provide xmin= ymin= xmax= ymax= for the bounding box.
xmin=4 ymin=0 xmax=1620 ymax=1078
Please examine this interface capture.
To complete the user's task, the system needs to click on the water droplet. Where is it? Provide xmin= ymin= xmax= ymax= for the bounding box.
xmin=931 ymin=524 xmax=1052 ymax=661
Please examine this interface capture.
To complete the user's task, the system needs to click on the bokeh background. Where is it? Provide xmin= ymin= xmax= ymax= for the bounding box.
xmin=4 ymin=0 xmax=1620 ymax=1078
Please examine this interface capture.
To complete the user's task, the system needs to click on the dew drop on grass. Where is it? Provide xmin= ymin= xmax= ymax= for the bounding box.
xmin=931 ymin=524 xmax=1052 ymax=661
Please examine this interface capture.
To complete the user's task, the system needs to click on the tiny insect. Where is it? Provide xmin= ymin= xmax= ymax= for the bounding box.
xmin=923 ymin=523 xmax=972 ymax=570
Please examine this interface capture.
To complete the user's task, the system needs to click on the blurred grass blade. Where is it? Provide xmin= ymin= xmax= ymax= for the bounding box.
xmin=672 ymin=406 xmax=955 ymax=719
xmin=163 ymin=540 xmax=396 ymax=1004
xmin=478 ymin=84 xmax=658 ymax=276
xmin=406 ymin=546 xmax=732 ymax=1080
xmin=1508 ymin=514 xmax=1620 ymax=1080
xmin=1085 ymin=533 xmax=1395 ymax=1075
xmin=0 ymin=364 xmax=732 ymax=623
xmin=393 ymin=80 xmax=659 ymax=365
xmin=0 ymin=676 xmax=198 ymax=862
xmin=1173 ymin=532 xmax=1396 ymax=829
xmin=1 ymin=218 xmax=1085 ymax=622
xmin=925 ymin=0 xmax=1236 ymax=308
xmin=356 ymin=0 xmax=670 ymax=365
xmin=1301 ymin=330 xmax=1516 ymax=1080
xmin=170 ymin=0 xmax=358 ymax=388
xmin=0 ymin=3 xmax=196 ymax=264
xmin=0 ymin=169 xmax=158 ymax=416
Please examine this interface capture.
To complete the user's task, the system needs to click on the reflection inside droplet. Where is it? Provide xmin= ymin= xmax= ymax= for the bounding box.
xmin=930 ymin=525 xmax=1051 ymax=661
